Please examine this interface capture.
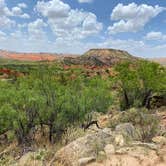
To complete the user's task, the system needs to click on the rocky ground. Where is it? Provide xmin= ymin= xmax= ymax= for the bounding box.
xmin=54 ymin=125 xmax=166 ymax=166
xmin=0 ymin=108 xmax=166 ymax=166
xmin=51 ymin=108 xmax=166 ymax=166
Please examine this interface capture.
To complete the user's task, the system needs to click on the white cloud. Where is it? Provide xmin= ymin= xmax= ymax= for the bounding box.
xmin=0 ymin=30 xmax=6 ymax=40
xmin=36 ymin=0 xmax=70 ymax=19
xmin=20 ymin=13 xmax=30 ymax=19
xmin=145 ymin=31 xmax=166 ymax=40
xmin=108 ymin=3 xmax=165 ymax=34
xmin=12 ymin=6 xmax=22 ymax=15
xmin=0 ymin=0 xmax=29 ymax=28
xmin=11 ymin=6 xmax=30 ymax=19
xmin=78 ymin=0 xmax=93 ymax=3
xmin=18 ymin=3 xmax=27 ymax=9
xmin=35 ymin=0 xmax=102 ymax=41
xmin=0 ymin=0 xmax=14 ymax=28
xmin=0 ymin=16 xmax=15 ymax=28
xmin=0 ymin=28 xmax=166 ymax=58
xmin=0 ymin=30 xmax=6 ymax=36
xmin=28 ymin=19 xmax=47 ymax=40
xmin=0 ymin=0 xmax=165 ymax=58
xmin=17 ymin=23 xmax=27 ymax=29
xmin=0 ymin=0 xmax=12 ymax=16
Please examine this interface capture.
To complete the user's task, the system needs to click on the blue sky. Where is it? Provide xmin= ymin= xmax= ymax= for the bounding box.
xmin=0 ymin=0 xmax=166 ymax=57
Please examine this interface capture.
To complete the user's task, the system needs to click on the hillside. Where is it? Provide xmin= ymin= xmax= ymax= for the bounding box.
xmin=0 ymin=48 xmax=142 ymax=66
xmin=63 ymin=49 xmax=138 ymax=66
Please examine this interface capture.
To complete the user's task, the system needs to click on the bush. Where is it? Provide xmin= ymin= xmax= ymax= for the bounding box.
xmin=115 ymin=61 xmax=166 ymax=110
xmin=61 ymin=126 xmax=84 ymax=145
xmin=0 ymin=65 xmax=113 ymax=145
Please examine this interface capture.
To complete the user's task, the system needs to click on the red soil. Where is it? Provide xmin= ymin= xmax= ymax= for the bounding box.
xmin=0 ymin=50 xmax=58 ymax=61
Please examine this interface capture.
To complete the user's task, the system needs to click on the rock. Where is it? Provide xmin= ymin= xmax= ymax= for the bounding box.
xmin=131 ymin=142 xmax=158 ymax=150
xmin=78 ymin=157 xmax=96 ymax=166
xmin=102 ymin=128 xmax=113 ymax=135
xmin=115 ymin=123 xmax=138 ymax=140
xmin=104 ymin=144 xmax=115 ymax=157
xmin=55 ymin=128 xmax=114 ymax=166
xmin=152 ymin=136 xmax=166 ymax=145
xmin=114 ymin=134 xmax=125 ymax=146
xmin=87 ymin=143 xmax=166 ymax=166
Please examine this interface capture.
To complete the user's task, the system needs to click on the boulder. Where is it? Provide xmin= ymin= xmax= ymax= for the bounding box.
xmin=55 ymin=128 xmax=114 ymax=166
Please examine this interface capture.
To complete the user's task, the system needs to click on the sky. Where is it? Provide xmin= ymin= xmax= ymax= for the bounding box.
xmin=0 ymin=0 xmax=166 ymax=57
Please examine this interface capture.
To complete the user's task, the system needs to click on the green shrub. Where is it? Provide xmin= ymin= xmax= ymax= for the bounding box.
xmin=115 ymin=61 xmax=166 ymax=110
xmin=0 ymin=65 xmax=113 ymax=145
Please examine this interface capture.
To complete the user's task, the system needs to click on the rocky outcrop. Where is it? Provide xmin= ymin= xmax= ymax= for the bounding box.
xmin=55 ymin=129 xmax=114 ymax=166
xmin=55 ymin=123 xmax=140 ymax=166
xmin=55 ymin=121 xmax=166 ymax=166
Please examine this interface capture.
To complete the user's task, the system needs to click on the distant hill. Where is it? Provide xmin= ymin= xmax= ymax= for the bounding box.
xmin=150 ymin=58 xmax=166 ymax=66
xmin=0 ymin=50 xmax=59 ymax=61
xmin=0 ymin=48 xmax=139 ymax=66
xmin=63 ymin=49 xmax=138 ymax=66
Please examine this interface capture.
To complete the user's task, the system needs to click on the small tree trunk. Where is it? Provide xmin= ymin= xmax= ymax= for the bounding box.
xmin=40 ymin=123 xmax=45 ymax=136
xmin=123 ymin=89 xmax=130 ymax=109
xmin=142 ymin=90 xmax=152 ymax=109
xmin=49 ymin=124 xmax=53 ymax=143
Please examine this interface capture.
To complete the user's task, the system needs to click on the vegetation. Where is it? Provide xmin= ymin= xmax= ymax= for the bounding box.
xmin=108 ymin=108 xmax=159 ymax=142
xmin=115 ymin=60 xmax=166 ymax=110
xmin=0 ymin=63 xmax=113 ymax=145
xmin=0 ymin=59 xmax=165 ymax=147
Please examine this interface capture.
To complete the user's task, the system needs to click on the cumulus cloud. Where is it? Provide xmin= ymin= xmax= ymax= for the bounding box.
xmin=0 ymin=16 xmax=15 ymax=28
xmin=18 ymin=3 xmax=27 ymax=9
xmin=28 ymin=19 xmax=47 ymax=40
xmin=78 ymin=0 xmax=93 ymax=3
xmin=0 ymin=30 xmax=6 ymax=40
xmin=0 ymin=0 xmax=165 ymax=58
xmin=145 ymin=31 xmax=166 ymax=40
xmin=20 ymin=13 xmax=30 ymax=19
xmin=35 ymin=0 xmax=102 ymax=41
xmin=0 ymin=0 xmax=15 ymax=28
xmin=11 ymin=6 xmax=30 ymax=19
xmin=36 ymin=0 xmax=70 ymax=19
xmin=0 ymin=0 xmax=29 ymax=29
xmin=1 ymin=30 xmax=166 ymax=58
xmin=108 ymin=3 xmax=165 ymax=34
xmin=12 ymin=7 xmax=22 ymax=15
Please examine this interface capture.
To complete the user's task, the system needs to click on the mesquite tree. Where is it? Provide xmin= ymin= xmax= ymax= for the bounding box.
xmin=115 ymin=60 xmax=166 ymax=110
